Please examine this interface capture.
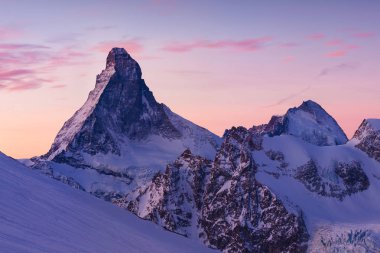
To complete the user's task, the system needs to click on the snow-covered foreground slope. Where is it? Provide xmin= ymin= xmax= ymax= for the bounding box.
xmin=0 ymin=152 xmax=217 ymax=253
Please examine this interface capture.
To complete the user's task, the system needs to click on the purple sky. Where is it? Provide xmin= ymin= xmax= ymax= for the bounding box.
xmin=0 ymin=0 xmax=379 ymax=158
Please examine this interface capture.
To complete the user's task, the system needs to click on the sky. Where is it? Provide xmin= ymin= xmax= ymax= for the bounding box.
xmin=0 ymin=0 xmax=379 ymax=158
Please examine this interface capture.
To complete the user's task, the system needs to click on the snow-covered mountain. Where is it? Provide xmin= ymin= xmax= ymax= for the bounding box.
xmin=0 ymin=151 xmax=216 ymax=253
xmin=45 ymin=48 xmax=220 ymax=165
xmin=31 ymin=48 xmax=221 ymax=201
xmin=24 ymin=48 xmax=380 ymax=252
xmin=251 ymin=100 xmax=348 ymax=146
xmin=116 ymin=101 xmax=380 ymax=252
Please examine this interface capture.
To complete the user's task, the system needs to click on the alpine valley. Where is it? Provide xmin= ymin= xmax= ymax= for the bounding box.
xmin=4 ymin=48 xmax=380 ymax=252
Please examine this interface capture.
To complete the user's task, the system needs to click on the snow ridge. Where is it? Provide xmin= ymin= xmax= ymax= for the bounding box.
xmin=251 ymin=100 xmax=348 ymax=146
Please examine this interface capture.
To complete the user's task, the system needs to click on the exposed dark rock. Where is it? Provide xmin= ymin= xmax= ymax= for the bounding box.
xmin=114 ymin=149 xmax=212 ymax=237
xmin=201 ymin=127 xmax=309 ymax=253
xmin=295 ymin=160 xmax=369 ymax=200
xmin=353 ymin=119 xmax=380 ymax=162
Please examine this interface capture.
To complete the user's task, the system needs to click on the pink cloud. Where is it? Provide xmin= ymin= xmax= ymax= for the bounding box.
xmin=279 ymin=42 xmax=299 ymax=48
xmin=45 ymin=49 xmax=89 ymax=68
xmin=93 ymin=39 xmax=144 ymax=54
xmin=282 ymin=55 xmax=296 ymax=62
xmin=7 ymin=81 xmax=41 ymax=91
xmin=325 ymin=44 xmax=358 ymax=58
xmin=163 ymin=37 xmax=273 ymax=52
xmin=307 ymin=33 xmax=326 ymax=41
xmin=0 ymin=45 xmax=89 ymax=92
xmin=326 ymin=39 xmax=343 ymax=46
xmin=353 ymin=32 xmax=375 ymax=38
xmin=0 ymin=43 xmax=49 ymax=50
xmin=326 ymin=50 xmax=346 ymax=58
xmin=50 ymin=84 xmax=66 ymax=89
xmin=0 ymin=69 xmax=35 ymax=80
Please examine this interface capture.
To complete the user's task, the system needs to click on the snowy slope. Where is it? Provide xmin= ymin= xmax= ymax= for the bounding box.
xmin=253 ymin=135 xmax=380 ymax=251
xmin=0 ymin=152 xmax=217 ymax=253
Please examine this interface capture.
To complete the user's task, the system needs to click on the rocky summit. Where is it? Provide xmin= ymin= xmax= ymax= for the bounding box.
xmin=44 ymin=48 xmax=220 ymax=166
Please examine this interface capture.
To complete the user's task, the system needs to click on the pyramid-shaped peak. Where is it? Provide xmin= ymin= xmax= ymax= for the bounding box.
xmin=106 ymin=47 xmax=142 ymax=79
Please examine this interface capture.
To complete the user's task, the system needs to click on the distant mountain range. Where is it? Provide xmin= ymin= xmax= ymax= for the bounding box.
xmin=5 ymin=48 xmax=380 ymax=252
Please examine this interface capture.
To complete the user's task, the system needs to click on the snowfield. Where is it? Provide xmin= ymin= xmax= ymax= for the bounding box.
xmin=254 ymin=135 xmax=380 ymax=252
xmin=0 ymin=152 xmax=217 ymax=253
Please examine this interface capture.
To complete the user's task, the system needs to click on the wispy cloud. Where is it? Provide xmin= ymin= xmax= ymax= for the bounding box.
xmin=353 ymin=32 xmax=375 ymax=39
xmin=50 ymin=84 xmax=66 ymax=89
xmin=162 ymin=37 xmax=273 ymax=52
xmin=307 ymin=33 xmax=326 ymax=41
xmin=318 ymin=63 xmax=358 ymax=77
xmin=265 ymin=85 xmax=311 ymax=108
xmin=265 ymin=62 xmax=358 ymax=107
xmin=282 ymin=55 xmax=296 ymax=62
xmin=0 ymin=69 xmax=35 ymax=80
xmin=326 ymin=50 xmax=347 ymax=58
xmin=0 ymin=43 xmax=90 ymax=91
xmin=0 ymin=43 xmax=50 ymax=50
xmin=279 ymin=42 xmax=299 ymax=48
xmin=7 ymin=81 xmax=42 ymax=91
xmin=326 ymin=39 xmax=343 ymax=46
xmin=325 ymin=44 xmax=358 ymax=58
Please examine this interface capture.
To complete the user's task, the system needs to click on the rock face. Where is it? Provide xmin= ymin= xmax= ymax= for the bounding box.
xmin=295 ymin=160 xmax=369 ymax=200
xmin=200 ymin=127 xmax=309 ymax=253
xmin=116 ymin=149 xmax=212 ymax=238
xmin=251 ymin=100 xmax=348 ymax=146
xmin=119 ymin=127 xmax=310 ymax=253
xmin=352 ymin=119 xmax=380 ymax=162
xmin=43 ymin=48 xmax=221 ymax=168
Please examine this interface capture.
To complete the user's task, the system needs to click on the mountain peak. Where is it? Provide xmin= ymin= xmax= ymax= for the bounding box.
xmin=43 ymin=48 xmax=220 ymax=168
xmin=105 ymin=47 xmax=142 ymax=80
xmin=299 ymin=99 xmax=322 ymax=110
xmin=251 ymin=100 xmax=348 ymax=146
